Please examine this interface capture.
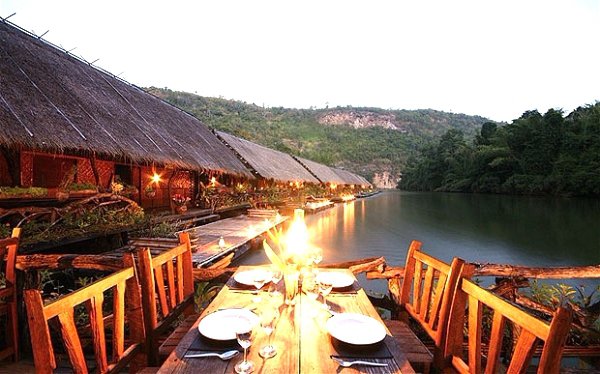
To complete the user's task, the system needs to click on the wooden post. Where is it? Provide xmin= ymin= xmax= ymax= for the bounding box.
xmin=89 ymin=154 xmax=102 ymax=191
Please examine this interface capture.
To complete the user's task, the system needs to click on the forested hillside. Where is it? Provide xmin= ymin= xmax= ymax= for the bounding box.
xmin=399 ymin=104 xmax=600 ymax=196
xmin=149 ymin=88 xmax=489 ymax=186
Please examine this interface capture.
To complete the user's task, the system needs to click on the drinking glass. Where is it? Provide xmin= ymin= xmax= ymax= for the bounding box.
xmin=311 ymin=247 xmax=323 ymax=266
xmin=235 ymin=325 xmax=255 ymax=374
xmin=259 ymin=311 xmax=277 ymax=358
xmin=269 ymin=268 xmax=283 ymax=297
xmin=318 ymin=279 xmax=333 ymax=310
xmin=252 ymin=273 xmax=268 ymax=303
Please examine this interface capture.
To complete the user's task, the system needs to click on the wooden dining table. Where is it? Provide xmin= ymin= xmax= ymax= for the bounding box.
xmin=158 ymin=266 xmax=416 ymax=374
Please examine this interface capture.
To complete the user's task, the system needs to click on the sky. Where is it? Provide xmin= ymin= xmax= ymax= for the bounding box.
xmin=1 ymin=0 xmax=599 ymax=122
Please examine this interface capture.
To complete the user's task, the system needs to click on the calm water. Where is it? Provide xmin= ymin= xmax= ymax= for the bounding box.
xmin=239 ymin=191 xmax=600 ymax=289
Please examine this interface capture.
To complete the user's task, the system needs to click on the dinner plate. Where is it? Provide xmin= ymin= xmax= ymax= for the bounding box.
xmin=316 ymin=271 xmax=355 ymax=289
xmin=326 ymin=313 xmax=386 ymax=345
xmin=234 ymin=269 xmax=273 ymax=287
xmin=198 ymin=309 xmax=259 ymax=341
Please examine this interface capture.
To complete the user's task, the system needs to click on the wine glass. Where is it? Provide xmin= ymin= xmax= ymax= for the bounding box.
xmin=259 ymin=310 xmax=277 ymax=358
xmin=312 ymin=247 xmax=323 ymax=266
xmin=235 ymin=324 xmax=255 ymax=374
xmin=252 ymin=273 xmax=268 ymax=303
xmin=318 ymin=279 xmax=333 ymax=310
xmin=269 ymin=268 xmax=283 ymax=297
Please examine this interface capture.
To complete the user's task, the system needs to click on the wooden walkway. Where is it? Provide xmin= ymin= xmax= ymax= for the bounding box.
xmin=15 ymin=214 xmax=288 ymax=272
xmin=187 ymin=214 xmax=288 ymax=266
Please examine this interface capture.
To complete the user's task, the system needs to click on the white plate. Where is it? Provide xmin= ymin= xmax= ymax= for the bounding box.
xmin=326 ymin=313 xmax=387 ymax=345
xmin=198 ymin=309 xmax=259 ymax=341
xmin=316 ymin=271 xmax=355 ymax=289
xmin=234 ymin=269 xmax=273 ymax=286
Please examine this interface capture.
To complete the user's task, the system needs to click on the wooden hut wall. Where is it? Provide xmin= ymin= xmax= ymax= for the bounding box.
xmin=216 ymin=131 xmax=319 ymax=184
xmin=0 ymin=21 xmax=252 ymax=179
xmin=0 ymin=152 xmax=11 ymax=185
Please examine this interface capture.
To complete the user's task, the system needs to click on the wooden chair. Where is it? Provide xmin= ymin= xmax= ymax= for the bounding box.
xmin=23 ymin=258 xmax=145 ymax=374
xmin=0 ymin=228 xmax=20 ymax=362
xmin=444 ymin=274 xmax=573 ymax=374
xmin=387 ymin=240 xmax=473 ymax=372
xmin=136 ymin=232 xmax=195 ymax=365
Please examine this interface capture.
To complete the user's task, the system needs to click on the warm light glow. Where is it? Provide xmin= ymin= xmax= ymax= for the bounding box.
xmin=350 ymin=185 xmax=354 ymax=189
xmin=210 ymin=177 xmax=217 ymax=186
xmin=341 ymin=194 xmax=355 ymax=202
xmin=283 ymin=209 xmax=311 ymax=264
xmin=218 ymin=236 xmax=226 ymax=249
xmin=330 ymin=183 xmax=337 ymax=190
xmin=275 ymin=213 xmax=282 ymax=222
xmin=151 ymin=172 xmax=161 ymax=184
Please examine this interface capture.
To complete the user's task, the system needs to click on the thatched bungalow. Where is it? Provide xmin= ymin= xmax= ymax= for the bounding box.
xmin=216 ymin=131 xmax=319 ymax=185
xmin=0 ymin=20 xmax=252 ymax=209
xmin=292 ymin=156 xmax=346 ymax=187
xmin=333 ymin=168 xmax=369 ymax=187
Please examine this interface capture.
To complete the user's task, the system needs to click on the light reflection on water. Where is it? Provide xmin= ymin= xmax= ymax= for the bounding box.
xmin=238 ymin=191 xmax=600 ymax=292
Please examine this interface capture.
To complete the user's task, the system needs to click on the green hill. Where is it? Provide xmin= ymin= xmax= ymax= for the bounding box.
xmin=148 ymin=87 xmax=490 ymax=186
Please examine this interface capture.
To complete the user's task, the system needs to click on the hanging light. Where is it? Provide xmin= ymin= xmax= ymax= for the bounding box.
xmin=151 ymin=172 xmax=161 ymax=184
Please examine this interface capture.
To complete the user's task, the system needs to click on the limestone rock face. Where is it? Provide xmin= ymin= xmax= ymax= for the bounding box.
xmin=372 ymin=171 xmax=399 ymax=189
xmin=318 ymin=110 xmax=407 ymax=132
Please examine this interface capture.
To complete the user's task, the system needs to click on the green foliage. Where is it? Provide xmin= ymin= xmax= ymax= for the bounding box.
xmin=69 ymin=182 xmax=98 ymax=191
xmin=400 ymin=103 xmax=600 ymax=196
xmin=194 ymin=282 xmax=223 ymax=312
xmin=135 ymin=220 xmax=179 ymax=238
xmin=0 ymin=186 xmax=48 ymax=198
xmin=149 ymin=88 xmax=488 ymax=179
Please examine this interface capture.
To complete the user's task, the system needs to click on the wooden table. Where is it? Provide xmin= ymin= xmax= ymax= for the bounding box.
xmin=158 ymin=266 xmax=415 ymax=374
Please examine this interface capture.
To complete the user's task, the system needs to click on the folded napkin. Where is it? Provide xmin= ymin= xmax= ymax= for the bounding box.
xmin=330 ymin=337 xmax=392 ymax=359
xmin=189 ymin=334 xmax=241 ymax=352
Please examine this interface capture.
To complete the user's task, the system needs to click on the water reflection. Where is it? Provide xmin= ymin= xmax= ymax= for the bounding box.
xmin=241 ymin=191 xmax=600 ymax=270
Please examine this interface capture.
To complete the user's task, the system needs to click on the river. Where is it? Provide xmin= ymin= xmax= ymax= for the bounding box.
xmin=238 ymin=191 xmax=600 ymax=290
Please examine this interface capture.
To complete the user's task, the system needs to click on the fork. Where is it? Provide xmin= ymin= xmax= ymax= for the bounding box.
xmin=330 ymin=356 xmax=389 ymax=367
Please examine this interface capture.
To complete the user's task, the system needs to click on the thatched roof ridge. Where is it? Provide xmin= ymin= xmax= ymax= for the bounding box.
xmin=216 ymin=131 xmax=319 ymax=183
xmin=332 ymin=168 xmax=367 ymax=186
xmin=0 ymin=20 xmax=251 ymax=177
xmin=293 ymin=156 xmax=345 ymax=184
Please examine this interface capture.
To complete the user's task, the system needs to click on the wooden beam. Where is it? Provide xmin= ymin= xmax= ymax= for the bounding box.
xmin=367 ymin=263 xmax=600 ymax=280
xmin=16 ymin=254 xmax=123 ymax=271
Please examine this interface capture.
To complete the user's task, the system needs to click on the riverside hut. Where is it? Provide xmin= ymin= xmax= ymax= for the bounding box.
xmin=333 ymin=168 xmax=369 ymax=187
xmin=292 ymin=156 xmax=346 ymax=186
xmin=0 ymin=20 xmax=252 ymax=210
xmin=215 ymin=131 xmax=319 ymax=185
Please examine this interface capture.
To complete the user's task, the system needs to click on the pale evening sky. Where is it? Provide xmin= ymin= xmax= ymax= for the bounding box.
xmin=1 ymin=0 xmax=599 ymax=122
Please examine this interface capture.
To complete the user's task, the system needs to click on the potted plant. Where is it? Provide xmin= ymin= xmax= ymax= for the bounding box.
xmin=172 ymin=193 xmax=191 ymax=214
xmin=144 ymin=185 xmax=156 ymax=198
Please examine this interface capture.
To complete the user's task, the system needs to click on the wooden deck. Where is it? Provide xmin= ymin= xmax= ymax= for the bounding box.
xmin=188 ymin=214 xmax=288 ymax=266
xmin=15 ymin=214 xmax=288 ymax=272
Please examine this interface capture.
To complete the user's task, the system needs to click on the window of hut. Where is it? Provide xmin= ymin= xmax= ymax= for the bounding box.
xmin=33 ymin=155 xmax=77 ymax=188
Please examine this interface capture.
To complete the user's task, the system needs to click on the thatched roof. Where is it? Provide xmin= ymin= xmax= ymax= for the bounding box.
xmin=333 ymin=168 xmax=368 ymax=186
xmin=293 ymin=156 xmax=345 ymax=185
xmin=0 ymin=20 xmax=252 ymax=177
xmin=216 ymin=131 xmax=319 ymax=183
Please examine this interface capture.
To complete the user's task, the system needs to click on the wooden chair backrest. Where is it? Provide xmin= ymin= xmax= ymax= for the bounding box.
xmin=400 ymin=240 xmax=472 ymax=350
xmin=445 ymin=277 xmax=573 ymax=374
xmin=23 ymin=260 xmax=144 ymax=374
xmin=0 ymin=228 xmax=20 ymax=288
xmin=137 ymin=232 xmax=194 ymax=364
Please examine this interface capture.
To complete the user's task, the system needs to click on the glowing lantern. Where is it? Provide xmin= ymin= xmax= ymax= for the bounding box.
xmin=151 ymin=172 xmax=161 ymax=184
